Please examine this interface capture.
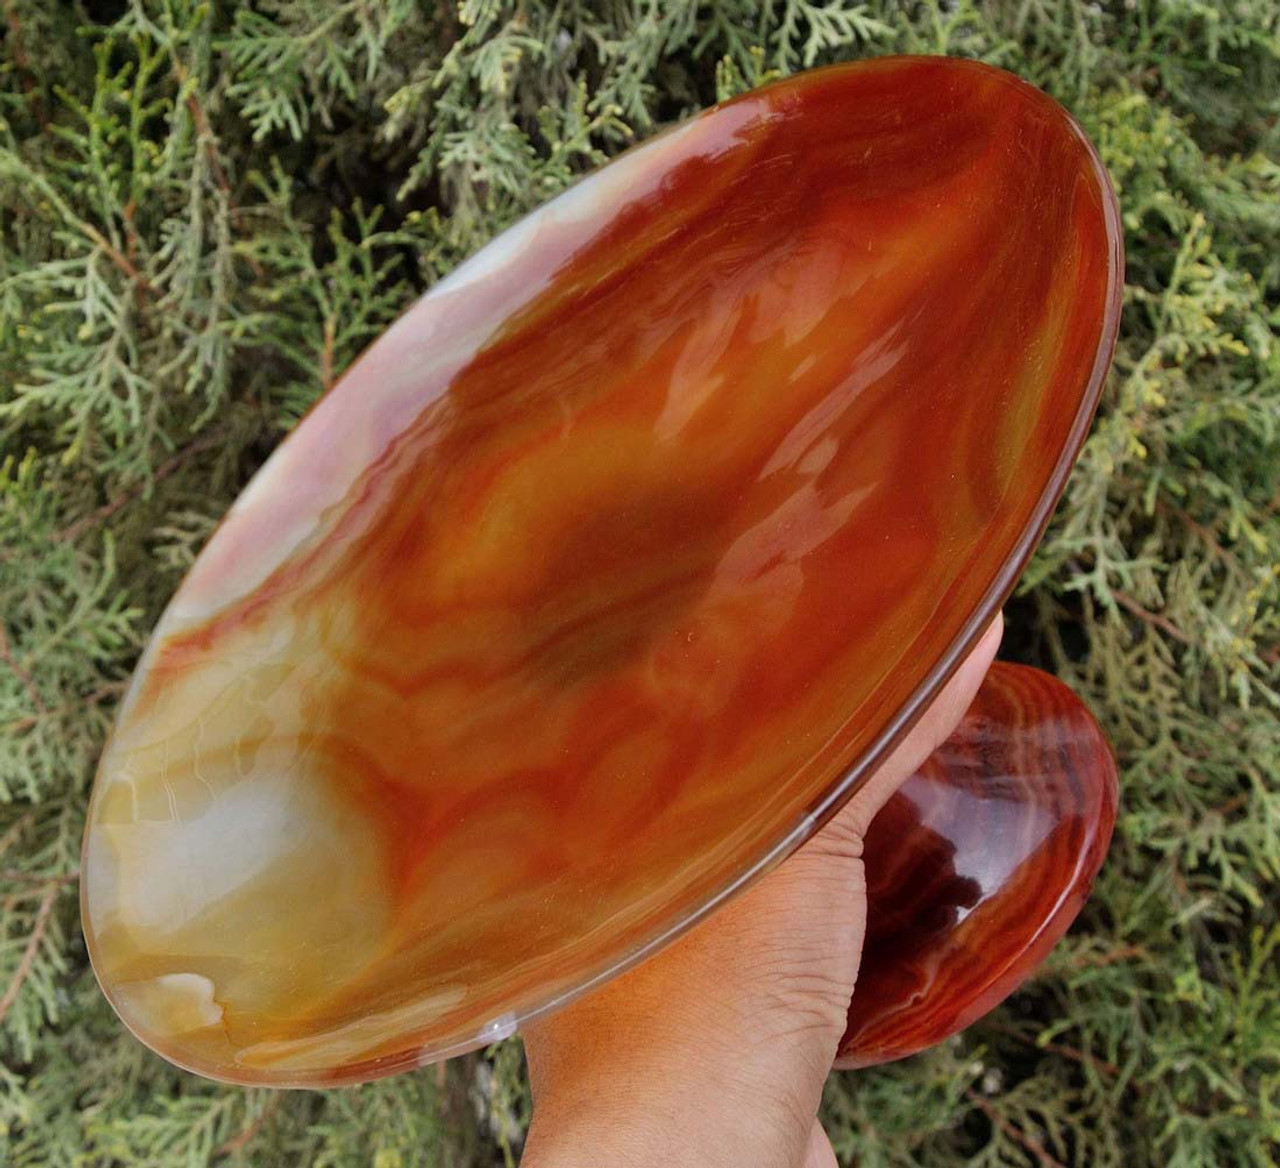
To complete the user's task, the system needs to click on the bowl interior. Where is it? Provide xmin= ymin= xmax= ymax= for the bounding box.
xmin=82 ymin=56 xmax=1122 ymax=1086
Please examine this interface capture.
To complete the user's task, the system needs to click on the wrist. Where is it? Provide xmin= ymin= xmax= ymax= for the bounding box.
xmin=520 ymin=976 xmax=835 ymax=1168
xmin=521 ymin=1063 xmax=817 ymax=1168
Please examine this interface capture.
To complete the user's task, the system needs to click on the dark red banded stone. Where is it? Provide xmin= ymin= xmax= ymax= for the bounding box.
xmin=839 ymin=663 xmax=1118 ymax=1068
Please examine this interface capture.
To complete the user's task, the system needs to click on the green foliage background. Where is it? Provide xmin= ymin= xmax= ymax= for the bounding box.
xmin=1 ymin=1 xmax=1278 ymax=1164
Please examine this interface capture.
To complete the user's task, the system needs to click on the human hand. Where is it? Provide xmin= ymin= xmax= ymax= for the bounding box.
xmin=519 ymin=614 xmax=1002 ymax=1168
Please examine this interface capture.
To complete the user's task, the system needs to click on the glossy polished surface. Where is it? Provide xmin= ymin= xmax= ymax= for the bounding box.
xmin=838 ymin=663 xmax=1119 ymax=1068
xmin=82 ymin=56 xmax=1122 ymax=1086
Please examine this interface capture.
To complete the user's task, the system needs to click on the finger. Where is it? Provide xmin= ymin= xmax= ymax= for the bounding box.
xmin=803 ymin=1121 xmax=839 ymax=1168
xmin=820 ymin=612 xmax=1003 ymax=845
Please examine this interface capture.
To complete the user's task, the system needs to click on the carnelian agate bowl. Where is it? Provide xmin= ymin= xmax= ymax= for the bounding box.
xmin=82 ymin=56 xmax=1123 ymax=1087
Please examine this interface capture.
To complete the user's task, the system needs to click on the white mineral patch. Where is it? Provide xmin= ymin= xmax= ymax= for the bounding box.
xmin=115 ymin=972 xmax=224 ymax=1035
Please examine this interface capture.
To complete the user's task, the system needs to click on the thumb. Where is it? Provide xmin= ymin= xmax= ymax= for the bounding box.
xmin=804 ymin=613 xmax=1004 ymax=856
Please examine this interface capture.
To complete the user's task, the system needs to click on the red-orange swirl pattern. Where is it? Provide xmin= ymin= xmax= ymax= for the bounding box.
xmin=82 ymin=56 xmax=1122 ymax=1086
xmin=839 ymin=662 xmax=1119 ymax=1068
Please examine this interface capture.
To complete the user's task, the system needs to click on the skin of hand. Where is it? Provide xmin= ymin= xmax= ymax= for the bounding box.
xmin=519 ymin=614 xmax=1003 ymax=1168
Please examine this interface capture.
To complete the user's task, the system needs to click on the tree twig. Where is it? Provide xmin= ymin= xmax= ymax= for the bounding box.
xmin=985 ymin=1022 xmax=1122 ymax=1079
xmin=1111 ymin=589 xmax=1194 ymax=646
xmin=214 ymin=1095 xmax=283 ymax=1159
xmin=1212 ymin=792 xmax=1249 ymax=818
xmin=79 ymin=219 xmax=155 ymax=298
xmin=0 ymin=624 xmax=48 ymax=716
xmin=0 ymin=869 xmax=79 ymax=886
xmin=7 ymin=681 xmax=122 ymax=735
xmin=56 ymin=429 xmax=227 ymax=543
xmin=170 ymin=53 xmax=265 ymax=275
xmin=0 ymin=813 xmax=35 ymax=862
xmin=1067 ymin=944 xmax=1150 ymax=970
xmin=1156 ymin=498 xmax=1244 ymax=577
xmin=320 ymin=314 xmax=337 ymax=393
xmin=3 ymin=0 xmax=48 ymax=128
xmin=0 ymin=880 xmax=59 ymax=1027
xmin=172 ymin=58 xmax=232 ymax=198
xmin=965 ymin=1089 xmax=1067 ymax=1168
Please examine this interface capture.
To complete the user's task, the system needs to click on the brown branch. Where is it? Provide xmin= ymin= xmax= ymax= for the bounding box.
xmin=1068 ymin=944 xmax=1150 ymax=970
xmin=172 ymin=59 xmax=232 ymax=198
xmin=0 ymin=881 xmax=59 ymax=1027
xmin=122 ymin=199 xmax=143 ymax=273
xmin=966 ymin=1090 xmax=1067 ymax=1168
xmin=320 ymin=315 xmax=337 ymax=394
xmin=1213 ymin=792 xmax=1249 ymax=818
xmin=169 ymin=54 xmax=266 ymax=276
xmin=1156 ymin=498 xmax=1244 ymax=576
xmin=0 ymin=624 xmax=47 ymax=716
xmin=1064 ymin=556 xmax=1194 ymax=647
xmin=0 ymin=813 xmax=34 ymax=862
xmin=187 ymin=92 xmax=231 ymax=195
xmin=7 ymin=681 xmax=121 ymax=735
xmin=214 ymin=1095 xmax=283 ymax=1159
xmin=985 ymin=1022 xmax=1121 ymax=1079
xmin=3 ymin=0 xmax=48 ymax=128
xmin=1112 ymin=589 xmax=1194 ymax=646
xmin=0 ymin=869 xmax=78 ymax=886
xmin=1 ymin=872 xmax=75 ymax=917
xmin=436 ymin=0 xmax=460 ymax=51
xmin=56 ymin=429 xmax=226 ymax=543
xmin=79 ymin=219 xmax=155 ymax=298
